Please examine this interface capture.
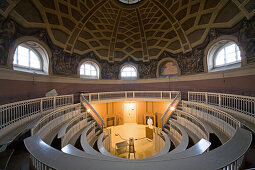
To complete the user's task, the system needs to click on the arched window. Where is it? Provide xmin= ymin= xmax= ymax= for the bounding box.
xmin=13 ymin=40 xmax=50 ymax=74
xmin=80 ymin=61 xmax=99 ymax=79
xmin=120 ymin=64 xmax=138 ymax=80
xmin=14 ymin=45 xmax=42 ymax=70
xmin=206 ymin=40 xmax=242 ymax=72
xmin=118 ymin=0 xmax=142 ymax=5
xmin=214 ymin=42 xmax=241 ymax=67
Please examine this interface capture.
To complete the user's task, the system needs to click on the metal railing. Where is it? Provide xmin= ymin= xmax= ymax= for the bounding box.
xmin=82 ymin=91 xmax=180 ymax=102
xmin=161 ymin=92 xmax=181 ymax=129
xmin=182 ymin=101 xmax=241 ymax=137
xmin=31 ymin=104 xmax=80 ymax=135
xmin=0 ymin=95 xmax=73 ymax=130
xmin=188 ymin=91 xmax=255 ymax=120
xmin=81 ymin=95 xmax=104 ymax=130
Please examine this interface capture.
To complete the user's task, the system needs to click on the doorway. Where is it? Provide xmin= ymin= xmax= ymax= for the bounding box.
xmin=124 ymin=103 xmax=136 ymax=123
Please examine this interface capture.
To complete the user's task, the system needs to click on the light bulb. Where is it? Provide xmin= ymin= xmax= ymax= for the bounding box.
xmin=170 ymin=106 xmax=175 ymax=111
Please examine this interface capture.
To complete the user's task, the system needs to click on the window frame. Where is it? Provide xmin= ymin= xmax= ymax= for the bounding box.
xmin=79 ymin=61 xmax=100 ymax=79
xmin=118 ymin=0 xmax=142 ymax=5
xmin=213 ymin=42 xmax=241 ymax=69
xmin=120 ymin=64 xmax=138 ymax=80
xmin=13 ymin=44 xmax=43 ymax=71
xmin=205 ymin=37 xmax=243 ymax=73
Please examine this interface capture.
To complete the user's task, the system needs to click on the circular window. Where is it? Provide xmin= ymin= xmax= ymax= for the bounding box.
xmin=118 ymin=0 xmax=142 ymax=5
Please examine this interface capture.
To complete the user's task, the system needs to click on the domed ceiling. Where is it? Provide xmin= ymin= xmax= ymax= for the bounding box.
xmin=1 ymin=0 xmax=254 ymax=63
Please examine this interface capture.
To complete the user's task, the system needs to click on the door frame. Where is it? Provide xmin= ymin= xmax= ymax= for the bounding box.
xmin=123 ymin=102 xmax=137 ymax=123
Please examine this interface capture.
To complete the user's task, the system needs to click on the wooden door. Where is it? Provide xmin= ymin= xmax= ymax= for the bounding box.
xmin=124 ymin=103 xmax=136 ymax=123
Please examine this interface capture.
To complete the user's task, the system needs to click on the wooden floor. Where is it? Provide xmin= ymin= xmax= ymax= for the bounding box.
xmin=107 ymin=123 xmax=157 ymax=159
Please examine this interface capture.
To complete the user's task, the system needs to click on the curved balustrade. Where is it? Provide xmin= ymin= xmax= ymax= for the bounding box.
xmin=0 ymin=95 xmax=73 ymax=134
xmin=62 ymin=144 xmax=114 ymax=160
xmin=61 ymin=117 xmax=89 ymax=148
xmin=182 ymin=101 xmax=241 ymax=137
xmin=150 ymin=128 xmax=170 ymax=158
xmin=58 ymin=112 xmax=87 ymax=139
xmin=148 ymin=138 xmax=211 ymax=161
xmin=24 ymin=128 xmax=251 ymax=170
xmin=80 ymin=122 xmax=104 ymax=157
xmin=97 ymin=129 xmax=122 ymax=159
xmin=167 ymin=120 xmax=189 ymax=155
xmin=82 ymin=91 xmax=179 ymax=103
xmin=31 ymin=104 xmax=80 ymax=136
xmin=188 ymin=91 xmax=255 ymax=123
xmin=172 ymin=110 xmax=209 ymax=140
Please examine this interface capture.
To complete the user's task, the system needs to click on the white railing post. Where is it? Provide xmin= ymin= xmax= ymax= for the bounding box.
xmin=40 ymin=99 xmax=43 ymax=112
xmin=170 ymin=92 xmax=172 ymax=99
xmin=89 ymin=94 xmax=91 ymax=102
xmin=98 ymin=93 xmax=100 ymax=101
xmin=188 ymin=92 xmax=190 ymax=101
xmin=205 ymin=92 xmax=208 ymax=104
xmin=53 ymin=96 xmax=56 ymax=109
xmin=161 ymin=91 xmax=163 ymax=99
xmin=125 ymin=91 xmax=127 ymax=99
xmin=133 ymin=91 xmax=135 ymax=98
xmin=219 ymin=94 xmax=222 ymax=107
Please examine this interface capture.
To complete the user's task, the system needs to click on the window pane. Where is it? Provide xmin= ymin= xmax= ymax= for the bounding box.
xmin=30 ymin=51 xmax=41 ymax=69
xmin=80 ymin=64 xmax=85 ymax=75
xmin=90 ymin=66 xmax=96 ymax=71
xmin=14 ymin=50 xmax=18 ymax=64
xmin=80 ymin=68 xmax=85 ymax=75
xmin=91 ymin=71 xmax=97 ymax=76
xmin=85 ymin=64 xmax=90 ymax=70
xmin=121 ymin=65 xmax=137 ymax=78
xmin=80 ymin=62 xmax=99 ymax=78
xmin=225 ymin=44 xmax=235 ymax=54
xmin=131 ymin=72 xmax=136 ymax=77
xmin=121 ymin=72 xmax=125 ymax=77
xmin=215 ymin=50 xmax=225 ymax=66
xmin=237 ymin=50 xmax=241 ymax=61
xmin=18 ymin=46 xmax=29 ymax=67
xmin=124 ymin=72 xmax=128 ymax=77
xmin=85 ymin=70 xmax=90 ymax=75
xmin=226 ymin=52 xmax=236 ymax=63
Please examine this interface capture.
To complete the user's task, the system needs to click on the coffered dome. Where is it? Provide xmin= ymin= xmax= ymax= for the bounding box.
xmin=1 ymin=0 xmax=254 ymax=63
